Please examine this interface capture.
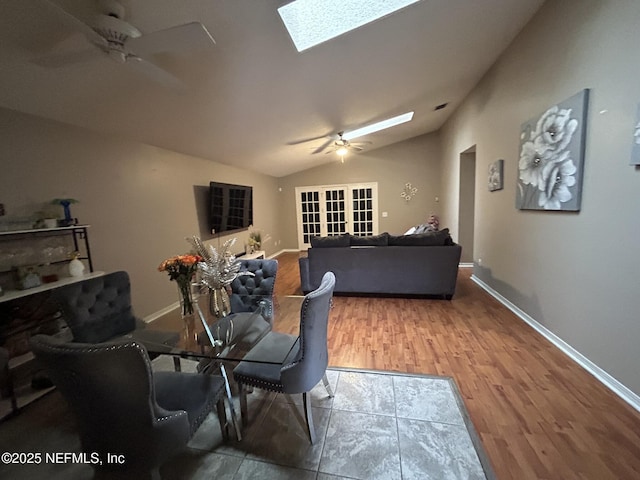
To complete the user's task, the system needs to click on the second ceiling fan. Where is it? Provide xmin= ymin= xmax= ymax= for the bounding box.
xmin=33 ymin=0 xmax=216 ymax=89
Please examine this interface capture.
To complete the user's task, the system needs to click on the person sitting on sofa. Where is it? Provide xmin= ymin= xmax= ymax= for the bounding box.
xmin=405 ymin=214 xmax=440 ymax=235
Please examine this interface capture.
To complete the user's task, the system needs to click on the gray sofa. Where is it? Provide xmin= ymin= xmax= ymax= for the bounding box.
xmin=299 ymin=231 xmax=462 ymax=299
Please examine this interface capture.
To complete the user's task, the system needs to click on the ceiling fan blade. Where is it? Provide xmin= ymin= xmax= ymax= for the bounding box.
xmin=287 ymin=133 xmax=332 ymax=146
xmin=125 ymin=56 xmax=186 ymax=90
xmin=127 ymin=22 xmax=215 ymax=57
xmin=350 ymin=145 xmax=364 ymax=152
xmin=32 ymin=45 xmax=100 ymax=67
xmin=40 ymin=0 xmax=108 ymax=49
xmin=313 ymin=139 xmax=334 ymax=154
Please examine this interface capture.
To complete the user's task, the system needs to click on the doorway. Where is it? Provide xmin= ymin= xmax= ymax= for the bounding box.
xmin=459 ymin=147 xmax=476 ymax=264
xmin=294 ymin=182 xmax=379 ymax=250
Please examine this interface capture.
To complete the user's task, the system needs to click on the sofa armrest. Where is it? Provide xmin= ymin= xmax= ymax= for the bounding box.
xmin=298 ymin=257 xmax=312 ymax=294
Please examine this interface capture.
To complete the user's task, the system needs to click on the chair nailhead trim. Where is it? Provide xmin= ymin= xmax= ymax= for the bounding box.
xmin=234 ymin=375 xmax=283 ymax=393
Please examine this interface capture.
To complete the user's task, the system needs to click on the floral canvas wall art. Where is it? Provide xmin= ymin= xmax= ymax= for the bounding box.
xmin=488 ymin=159 xmax=504 ymax=191
xmin=631 ymin=103 xmax=640 ymax=166
xmin=516 ymin=89 xmax=589 ymax=211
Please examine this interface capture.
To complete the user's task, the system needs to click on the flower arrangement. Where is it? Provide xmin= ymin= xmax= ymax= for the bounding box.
xmin=158 ymin=253 xmax=202 ymax=316
xmin=248 ymin=230 xmax=262 ymax=252
xmin=187 ymin=236 xmax=247 ymax=289
xmin=187 ymin=235 xmax=253 ymax=317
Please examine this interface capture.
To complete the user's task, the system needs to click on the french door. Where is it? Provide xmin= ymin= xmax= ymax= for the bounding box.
xmin=295 ymin=183 xmax=378 ymax=249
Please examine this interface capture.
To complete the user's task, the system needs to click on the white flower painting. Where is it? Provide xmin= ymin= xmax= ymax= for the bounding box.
xmin=516 ymin=89 xmax=589 ymax=211
xmin=631 ymin=103 xmax=640 ymax=166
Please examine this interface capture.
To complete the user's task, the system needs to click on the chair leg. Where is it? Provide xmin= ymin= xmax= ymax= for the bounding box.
xmin=302 ymin=391 xmax=316 ymax=444
xmin=238 ymin=382 xmax=248 ymax=426
xmin=322 ymin=372 xmax=334 ymax=397
xmin=216 ymin=398 xmax=229 ymax=441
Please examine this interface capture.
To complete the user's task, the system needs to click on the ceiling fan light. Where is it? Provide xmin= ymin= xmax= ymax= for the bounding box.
xmin=336 ymin=146 xmax=349 ymax=156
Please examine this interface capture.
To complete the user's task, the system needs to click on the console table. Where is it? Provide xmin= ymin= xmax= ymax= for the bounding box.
xmin=0 ymin=225 xmax=99 ymax=419
xmin=240 ymin=250 xmax=266 ymax=260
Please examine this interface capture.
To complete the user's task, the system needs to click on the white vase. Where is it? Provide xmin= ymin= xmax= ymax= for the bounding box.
xmin=68 ymin=258 xmax=85 ymax=277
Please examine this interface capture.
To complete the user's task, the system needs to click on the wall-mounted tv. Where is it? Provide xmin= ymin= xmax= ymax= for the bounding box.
xmin=209 ymin=181 xmax=253 ymax=235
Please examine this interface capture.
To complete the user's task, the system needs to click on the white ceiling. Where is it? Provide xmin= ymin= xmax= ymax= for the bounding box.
xmin=0 ymin=0 xmax=545 ymax=177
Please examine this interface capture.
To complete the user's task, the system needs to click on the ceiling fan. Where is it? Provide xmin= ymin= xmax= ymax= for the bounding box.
xmin=323 ymin=132 xmax=371 ymax=156
xmin=298 ymin=131 xmax=371 ymax=156
xmin=33 ymin=0 xmax=216 ymax=89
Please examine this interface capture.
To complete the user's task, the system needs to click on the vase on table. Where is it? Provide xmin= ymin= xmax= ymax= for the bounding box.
xmin=209 ymin=286 xmax=230 ymax=318
xmin=177 ymin=279 xmax=196 ymax=318
xmin=177 ymin=280 xmax=199 ymax=344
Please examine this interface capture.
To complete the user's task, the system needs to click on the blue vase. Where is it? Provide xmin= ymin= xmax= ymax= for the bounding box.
xmin=61 ymin=201 xmax=72 ymax=222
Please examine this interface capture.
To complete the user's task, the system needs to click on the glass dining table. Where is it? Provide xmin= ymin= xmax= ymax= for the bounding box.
xmin=125 ymin=291 xmax=305 ymax=441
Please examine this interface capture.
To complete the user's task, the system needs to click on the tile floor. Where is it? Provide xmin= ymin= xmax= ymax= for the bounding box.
xmin=159 ymin=363 xmax=493 ymax=480
xmin=0 ymin=360 xmax=494 ymax=480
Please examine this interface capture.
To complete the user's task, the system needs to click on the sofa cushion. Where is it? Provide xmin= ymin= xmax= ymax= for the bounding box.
xmin=388 ymin=228 xmax=452 ymax=246
xmin=350 ymin=232 xmax=389 ymax=247
xmin=310 ymin=234 xmax=350 ymax=248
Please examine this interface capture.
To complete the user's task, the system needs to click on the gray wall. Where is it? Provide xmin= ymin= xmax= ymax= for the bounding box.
xmin=277 ymin=132 xmax=443 ymax=248
xmin=0 ymin=108 xmax=281 ymax=317
xmin=439 ymin=0 xmax=640 ymax=396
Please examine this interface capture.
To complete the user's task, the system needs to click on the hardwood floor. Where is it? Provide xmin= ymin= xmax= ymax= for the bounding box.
xmin=274 ymin=252 xmax=640 ymax=480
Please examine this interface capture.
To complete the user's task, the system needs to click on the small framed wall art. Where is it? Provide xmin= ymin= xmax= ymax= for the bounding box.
xmin=488 ymin=159 xmax=504 ymax=191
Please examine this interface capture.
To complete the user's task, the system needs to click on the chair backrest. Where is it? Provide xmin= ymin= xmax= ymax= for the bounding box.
xmin=280 ymin=271 xmax=335 ymax=393
xmin=230 ymin=259 xmax=278 ymax=317
xmin=53 ymin=271 xmax=137 ymax=343
xmin=29 ymin=334 xmax=185 ymax=468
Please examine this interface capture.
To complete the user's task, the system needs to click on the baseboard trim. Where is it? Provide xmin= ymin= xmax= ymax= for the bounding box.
xmin=273 ymin=248 xmax=301 ymax=257
xmin=471 ymin=274 xmax=640 ymax=414
xmin=143 ymin=302 xmax=178 ymax=324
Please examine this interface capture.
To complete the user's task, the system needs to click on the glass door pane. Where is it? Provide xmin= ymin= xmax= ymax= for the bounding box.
xmin=297 ymin=189 xmax=321 ymax=246
xmin=324 ymin=188 xmax=347 ymax=236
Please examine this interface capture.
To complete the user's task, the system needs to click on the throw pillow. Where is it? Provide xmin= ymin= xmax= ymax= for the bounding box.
xmin=388 ymin=228 xmax=452 ymax=246
xmin=350 ymin=232 xmax=389 ymax=247
xmin=310 ymin=234 xmax=350 ymax=248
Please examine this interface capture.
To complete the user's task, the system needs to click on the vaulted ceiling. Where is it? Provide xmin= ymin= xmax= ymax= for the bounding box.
xmin=0 ymin=0 xmax=545 ymax=177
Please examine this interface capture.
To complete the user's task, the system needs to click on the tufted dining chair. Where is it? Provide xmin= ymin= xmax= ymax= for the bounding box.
xmin=52 ymin=270 xmax=142 ymax=343
xmin=29 ymin=334 xmax=228 ymax=478
xmin=232 ymin=271 xmax=335 ymax=444
xmin=52 ymin=271 xmax=178 ymax=366
xmin=229 ymin=258 xmax=278 ymax=325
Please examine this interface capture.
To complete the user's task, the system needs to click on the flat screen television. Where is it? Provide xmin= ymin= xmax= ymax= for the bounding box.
xmin=209 ymin=181 xmax=253 ymax=235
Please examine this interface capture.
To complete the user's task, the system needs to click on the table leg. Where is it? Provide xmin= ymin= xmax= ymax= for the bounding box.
xmin=218 ymin=364 xmax=242 ymax=441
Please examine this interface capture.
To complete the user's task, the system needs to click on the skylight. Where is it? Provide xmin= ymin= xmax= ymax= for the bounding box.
xmin=342 ymin=112 xmax=414 ymax=140
xmin=278 ymin=0 xmax=421 ymax=52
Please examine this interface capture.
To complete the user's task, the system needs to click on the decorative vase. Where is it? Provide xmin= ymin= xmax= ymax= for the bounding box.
xmin=68 ymin=257 xmax=85 ymax=277
xmin=209 ymin=287 xmax=230 ymax=318
xmin=177 ymin=280 xmax=195 ymax=318
xmin=181 ymin=312 xmax=197 ymax=345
